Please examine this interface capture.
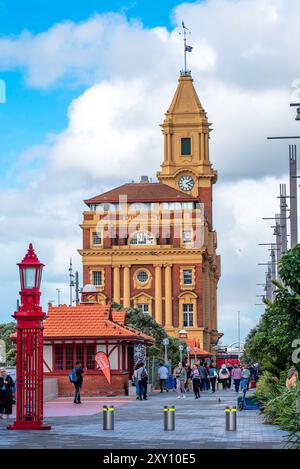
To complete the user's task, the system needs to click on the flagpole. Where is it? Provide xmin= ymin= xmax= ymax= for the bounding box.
xmin=184 ymin=30 xmax=187 ymax=73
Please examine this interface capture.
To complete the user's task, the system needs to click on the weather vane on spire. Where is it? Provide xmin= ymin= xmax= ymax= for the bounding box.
xmin=179 ymin=21 xmax=193 ymax=76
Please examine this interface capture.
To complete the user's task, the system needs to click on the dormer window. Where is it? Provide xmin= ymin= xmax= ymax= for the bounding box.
xmin=181 ymin=137 xmax=191 ymax=156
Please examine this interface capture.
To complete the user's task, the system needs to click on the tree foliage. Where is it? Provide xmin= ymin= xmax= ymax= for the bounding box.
xmin=243 ymin=245 xmax=300 ymax=375
xmin=0 ymin=322 xmax=16 ymax=366
xmin=124 ymin=307 xmax=187 ymax=367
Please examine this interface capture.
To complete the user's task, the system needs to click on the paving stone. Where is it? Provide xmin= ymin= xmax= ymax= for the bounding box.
xmin=0 ymin=389 xmax=288 ymax=449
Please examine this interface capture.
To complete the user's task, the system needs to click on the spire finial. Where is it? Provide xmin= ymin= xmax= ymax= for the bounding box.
xmin=179 ymin=21 xmax=193 ymax=76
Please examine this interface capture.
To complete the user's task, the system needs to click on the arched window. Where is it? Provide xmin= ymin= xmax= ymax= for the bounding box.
xmin=129 ymin=231 xmax=155 ymax=246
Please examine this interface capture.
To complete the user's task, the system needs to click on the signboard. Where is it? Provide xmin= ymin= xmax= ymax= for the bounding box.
xmin=95 ymin=352 xmax=111 ymax=385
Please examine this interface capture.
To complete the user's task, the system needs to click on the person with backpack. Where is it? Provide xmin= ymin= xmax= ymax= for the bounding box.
xmin=173 ymin=362 xmax=187 ymax=399
xmin=209 ymin=363 xmax=218 ymax=393
xmin=226 ymin=362 xmax=233 ymax=389
xmin=241 ymin=365 xmax=251 ymax=390
xmin=69 ymin=361 xmax=84 ymax=404
xmin=136 ymin=362 xmax=148 ymax=400
xmin=218 ymin=364 xmax=230 ymax=389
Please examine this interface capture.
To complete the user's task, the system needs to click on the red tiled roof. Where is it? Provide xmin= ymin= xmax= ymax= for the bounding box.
xmin=84 ymin=183 xmax=197 ymax=205
xmin=186 ymin=338 xmax=212 ymax=356
xmin=111 ymin=310 xmax=126 ymax=324
xmin=40 ymin=304 xmax=154 ymax=341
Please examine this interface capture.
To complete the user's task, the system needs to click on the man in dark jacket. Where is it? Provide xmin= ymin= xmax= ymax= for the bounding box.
xmin=0 ymin=367 xmax=14 ymax=419
xmin=198 ymin=362 xmax=208 ymax=391
xmin=73 ymin=361 xmax=84 ymax=404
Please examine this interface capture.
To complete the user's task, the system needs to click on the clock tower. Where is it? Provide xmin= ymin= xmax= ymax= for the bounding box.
xmin=157 ymin=72 xmax=217 ymax=229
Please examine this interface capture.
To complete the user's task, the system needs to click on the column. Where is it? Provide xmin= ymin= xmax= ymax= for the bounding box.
xmin=113 ymin=266 xmax=120 ymax=304
xmin=164 ymin=264 xmax=173 ymax=327
xmin=205 ymin=132 xmax=209 ymax=162
xmin=200 ymin=132 xmax=205 ymax=161
xmin=123 ymin=265 xmax=131 ymax=308
xmin=155 ymin=265 xmax=162 ymax=324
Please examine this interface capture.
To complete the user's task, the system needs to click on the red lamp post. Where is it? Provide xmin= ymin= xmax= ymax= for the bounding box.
xmin=8 ymin=243 xmax=51 ymax=430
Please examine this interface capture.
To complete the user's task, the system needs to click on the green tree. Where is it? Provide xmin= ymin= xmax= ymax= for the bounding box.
xmin=243 ymin=245 xmax=300 ymax=375
xmin=0 ymin=322 xmax=17 ymax=366
xmin=124 ymin=307 xmax=187 ymax=367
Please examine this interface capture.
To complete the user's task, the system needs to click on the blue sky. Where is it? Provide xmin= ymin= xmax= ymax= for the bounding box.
xmin=0 ymin=0 xmax=299 ymax=345
xmin=0 ymin=0 xmax=186 ymax=181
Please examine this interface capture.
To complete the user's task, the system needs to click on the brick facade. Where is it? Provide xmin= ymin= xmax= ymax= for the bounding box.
xmin=53 ymin=372 xmax=130 ymax=397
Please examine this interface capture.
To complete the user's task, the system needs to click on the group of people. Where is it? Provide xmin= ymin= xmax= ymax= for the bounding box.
xmin=155 ymin=361 xmax=262 ymax=400
xmin=0 ymin=367 xmax=15 ymax=419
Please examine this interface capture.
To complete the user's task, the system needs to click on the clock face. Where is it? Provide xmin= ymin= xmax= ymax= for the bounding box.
xmin=178 ymin=175 xmax=194 ymax=192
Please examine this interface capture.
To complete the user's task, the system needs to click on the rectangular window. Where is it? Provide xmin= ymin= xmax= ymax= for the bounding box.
xmin=93 ymin=271 xmax=102 ymax=286
xmin=54 ymin=346 xmax=64 ymax=370
xmin=93 ymin=232 xmax=102 ymax=245
xmin=183 ymin=269 xmax=193 ymax=285
xmin=183 ymin=304 xmax=194 ymax=328
xmin=183 ymin=231 xmax=192 ymax=244
xmin=86 ymin=345 xmax=96 ymax=370
xmin=76 ymin=345 xmax=84 ymax=365
xmin=181 ymin=137 xmax=191 ymax=155
xmin=137 ymin=304 xmax=149 ymax=314
xmin=65 ymin=345 xmax=74 ymax=370
xmin=54 ymin=345 xmax=96 ymax=371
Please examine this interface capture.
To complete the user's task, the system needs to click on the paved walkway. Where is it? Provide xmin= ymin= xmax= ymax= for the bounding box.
xmin=0 ymin=389 xmax=288 ymax=449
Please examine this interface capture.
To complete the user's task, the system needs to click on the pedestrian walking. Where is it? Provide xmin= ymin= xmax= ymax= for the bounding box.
xmin=133 ymin=362 xmax=143 ymax=399
xmin=136 ymin=362 xmax=148 ymax=400
xmin=218 ymin=364 xmax=230 ymax=390
xmin=198 ymin=362 xmax=208 ymax=391
xmin=0 ymin=367 xmax=14 ymax=419
xmin=71 ymin=361 xmax=84 ymax=404
xmin=173 ymin=362 xmax=187 ymax=399
xmin=206 ymin=363 xmax=211 ymax=390
xmin=157 ymin=363 xmax=169 ymax=393
xmin=226 ymin=362 xmax=233 ymax=389
xmin=241 ymin=365 xmax=251 ymax=390
xmin=209 ymin=363 xmax=218 ymax=393
xmin=231 ymin=364 xmax=242 ymax=393
xmin=186 ymin=365 xmax=192 ymax=392
xmin=191 ymin=364 xmax=201 ymax=399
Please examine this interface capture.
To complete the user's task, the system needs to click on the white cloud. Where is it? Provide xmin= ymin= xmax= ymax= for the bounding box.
xmin=1 ymin=0 xmax=299 ymax=345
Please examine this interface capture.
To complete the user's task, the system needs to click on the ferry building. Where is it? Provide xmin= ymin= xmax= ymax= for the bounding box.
xmin=79 ymin=71 xmax=222 ymax=354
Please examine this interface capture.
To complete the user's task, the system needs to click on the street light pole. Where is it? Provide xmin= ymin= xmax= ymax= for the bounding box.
xmin=238 ymin=311 xmax=241 ymax=358
xmin=163 ymin=338 xmax=169 ymax=365
xmin=186 ymin=346 xmax=190 ymax=365
xmin=194 ymin=347 xmax=198 ymax=364
xmin=179 ymin=344 xmax=183 ymax=364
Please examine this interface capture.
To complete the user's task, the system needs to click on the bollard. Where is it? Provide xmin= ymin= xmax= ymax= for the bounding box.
xmin=103 ymin=405 xmax=114 ymax=430
xmin=164 ymin=406 xmax=175 ymax=431
xmin=225 ymin=406 xmax=231 ymax=431
xmin=229 ymin=406 xmax=237 ymax=431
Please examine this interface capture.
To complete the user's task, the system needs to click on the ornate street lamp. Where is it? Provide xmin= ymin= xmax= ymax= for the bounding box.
xmin=8 ymin=244 xmax=51 ymax=430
